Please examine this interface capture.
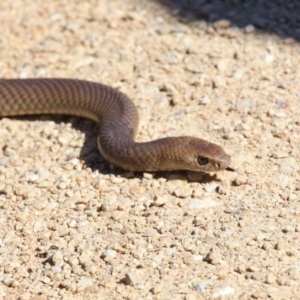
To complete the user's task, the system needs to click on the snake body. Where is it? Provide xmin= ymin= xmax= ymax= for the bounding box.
xmin=0 ymin=79 xmax=231 ymax=172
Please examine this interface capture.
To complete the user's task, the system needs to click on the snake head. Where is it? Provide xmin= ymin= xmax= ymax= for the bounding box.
xmin=155 ymin=136 xmax=231 ymax=172
xmin=185 ymin=137 xmax=231 ymax=172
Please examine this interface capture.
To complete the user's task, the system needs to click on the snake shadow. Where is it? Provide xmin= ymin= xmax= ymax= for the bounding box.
xmin=35 ymin=115 xmax=115 ymax=175
xmin=154 ymin=0 xmax=300 ymax=41
xmin=1 ymin=115 xmax=109 ymax=173
xmin=69 ymin=116 xmax=221 ymax=182
xmin=8 ymin=115 xmax=218 ymax=182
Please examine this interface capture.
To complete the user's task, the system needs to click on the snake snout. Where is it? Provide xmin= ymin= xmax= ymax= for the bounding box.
xmin=217 ymin=153 xmax=231 ymax=170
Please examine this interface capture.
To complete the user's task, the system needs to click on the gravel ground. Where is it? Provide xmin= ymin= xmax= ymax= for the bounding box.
xmin=1 ymin=0 xmax=300 ymax=299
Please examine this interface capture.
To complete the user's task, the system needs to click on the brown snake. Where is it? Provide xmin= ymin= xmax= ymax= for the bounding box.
xmin=0 ymin=79 xmax=231 ymax=172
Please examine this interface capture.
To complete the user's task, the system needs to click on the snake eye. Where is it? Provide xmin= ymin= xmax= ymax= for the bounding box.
xmin=197 ymin=156 xmax=209 ymax=166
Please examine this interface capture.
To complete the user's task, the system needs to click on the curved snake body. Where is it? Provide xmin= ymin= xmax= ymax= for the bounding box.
xmin=0 ymin=79 xmax=231 ymax=172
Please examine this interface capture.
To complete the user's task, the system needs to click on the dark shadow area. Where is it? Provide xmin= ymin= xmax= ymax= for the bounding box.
xmin=155 ymin=0 xmax=300 ymax=41
xmin=7 ymin=115 xmax=111 ymax=174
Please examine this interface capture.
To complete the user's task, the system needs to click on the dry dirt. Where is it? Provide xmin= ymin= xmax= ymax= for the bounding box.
xmin=1 ymin=0 xmax=300 ymax=299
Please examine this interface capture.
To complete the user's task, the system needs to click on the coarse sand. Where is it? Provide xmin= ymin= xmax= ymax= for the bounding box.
xmin=1 ymin=0 xmax=300 ymax=299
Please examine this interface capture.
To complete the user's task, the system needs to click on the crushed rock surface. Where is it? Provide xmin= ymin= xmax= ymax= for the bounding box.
xmin=0 ymin=0 xmax=300 ymax=299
